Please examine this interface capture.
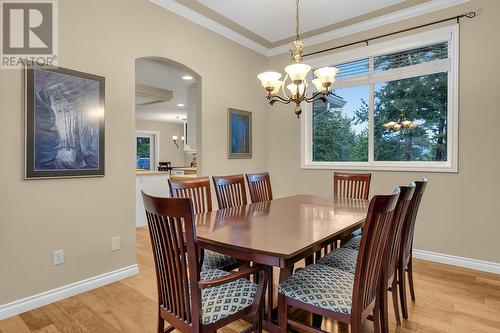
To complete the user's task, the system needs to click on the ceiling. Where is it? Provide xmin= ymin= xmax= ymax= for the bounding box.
xmin=196 ymin=0 xmax=408 ymax=43
xmin=135 ymin=58 xmax=197 ymax=123
xmin=151 ymin=0 xmax=469 ymax=55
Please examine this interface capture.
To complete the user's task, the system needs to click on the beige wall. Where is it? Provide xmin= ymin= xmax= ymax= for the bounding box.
xmin=1 ymin=0 xmax=498 ymax=309
xmin=0 ymin=0 xmax=268 ymax=305
xmin=135 ymin=119 xmax=187 ymax=166
xmin=267 ymin=0 xmax=500 ymax=263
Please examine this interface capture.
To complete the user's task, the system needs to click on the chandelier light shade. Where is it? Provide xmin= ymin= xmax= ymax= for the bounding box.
xmin=257 ymin=0 xmax=339 ymax=118
xmin=383 ymin=109 xmax=419 ymax=131
xmin=284 ymin=63 xmax=311 ymax=81
xmin=172 ymin=116 xmax=185 ymax=148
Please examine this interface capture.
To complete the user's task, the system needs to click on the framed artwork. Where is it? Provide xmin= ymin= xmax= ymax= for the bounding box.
xmin=25 ymin=64 xmax=105 ymax=179
xmin=227 ymin=108 xmax=252 ymax=159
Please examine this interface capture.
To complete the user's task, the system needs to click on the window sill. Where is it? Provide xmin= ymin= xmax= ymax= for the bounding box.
xmin=301 ymin=162 xmax=457 ymax=173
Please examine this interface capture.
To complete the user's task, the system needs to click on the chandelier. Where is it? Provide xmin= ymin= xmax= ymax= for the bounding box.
xmin=257 ymin=0 xmax=339 ymax=118
xmin=383 ymin=109 xmax=419 ymax=131
xmin=172 ymin=116 xmax=185 ymax=148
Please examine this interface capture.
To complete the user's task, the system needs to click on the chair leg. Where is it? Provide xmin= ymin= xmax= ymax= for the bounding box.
xmin=408 ymin=256 xmax=416 ymax=301
xmin=157 ymin=314 xmax=164 ymax=333
xmin=398 ymin=266 xmax=409 ymax=320
xmin=256 ymin=308 xmax=263 ymax=333
xmin=351 ymin=319 xmax=360 ymax=333
xmin=391 ymin=278 xmax=401 ymax=326
xmin=315 ymin=250 xmax=322 ymax=263
xmin=379 ymin=285 xmax=389 ymax=333
xmin=278 ymin=294 xmax=288 ymax=333
xmin=312 ymin=314 xmax=323 ymax=330
xmin=373 ymin=299 xmax=382 ymax=333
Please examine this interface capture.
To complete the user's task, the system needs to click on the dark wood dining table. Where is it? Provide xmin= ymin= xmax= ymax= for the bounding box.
xmin=195 ymin=194 xmax=369 ymax=333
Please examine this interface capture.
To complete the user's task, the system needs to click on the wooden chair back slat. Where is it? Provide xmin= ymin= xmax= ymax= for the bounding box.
xmin=334 ymin=173 xmax=372 ymax=200
xmin=246 ymin=172 xmax=273 ymax=203
xmin=212 ymin=174 xmax=248 ymax=209
xmin=400 ymin=179 xmax=428 ymax=262
xmin=351 ymin=189 xmax=400 ymax=316
xmin=168 ymin=177 xmax=213 ymax=214
xmin=142 ymin=193 xmax=201 ymax=327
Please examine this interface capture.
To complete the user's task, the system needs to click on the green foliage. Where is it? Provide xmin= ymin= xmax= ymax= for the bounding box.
xmin=374 ymin=72 xmax=447 ymax=162
xmin=136 ymin=137 xmax=150 ymax=158
xmin=312 ymin=100 xmax=368 ymax=162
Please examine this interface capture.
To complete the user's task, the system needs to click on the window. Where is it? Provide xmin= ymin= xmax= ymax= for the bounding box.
xmin=136 ymin=131 xmax=159 ymax=170
xmin=302 ymin=26 xmax=458 ymax=172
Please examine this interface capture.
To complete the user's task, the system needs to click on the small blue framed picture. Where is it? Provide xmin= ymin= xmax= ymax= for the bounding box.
xmin=227 ymin=108 xmax=252 ymax=159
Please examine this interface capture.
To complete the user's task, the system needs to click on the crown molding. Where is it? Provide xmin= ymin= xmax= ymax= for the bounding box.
xmin=150 ymin=0 xmax=470 ymax=57
xmin=267 ymin=0 xmax=470 ymax=56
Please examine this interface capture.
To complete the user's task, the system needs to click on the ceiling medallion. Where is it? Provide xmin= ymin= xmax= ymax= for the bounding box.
xmin=257 ymin=0 xmax=339 ymax=118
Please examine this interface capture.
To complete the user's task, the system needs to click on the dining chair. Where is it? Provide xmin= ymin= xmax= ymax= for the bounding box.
xmin=308 ymin=172 xmax=370 ymax=269
xmin=398 ymin=178 xmax=428 ymax=320
xmin=168 ymin=177 xmax=238 ymax=271
xmin=142 ymin=193 xmax=269 ymax=333
xmin=278 ymin=188 xmax=400 ymax=333
xmin=334 ymin=172 xmax=372 ymax=200
xmin=168 ymin=177 xmax=213 ymax=214
xmin=316 ymin=183 xmax=415 ymax=332
xmin=158 ymin=161 xmax=172 ymax=172
xmin=212 ymin=174 xmax=248 ymax=209
xmin=246 ymin=172 xmax=273 ymax=203
xmin=379 ymin=183 xmax=415 ymax=331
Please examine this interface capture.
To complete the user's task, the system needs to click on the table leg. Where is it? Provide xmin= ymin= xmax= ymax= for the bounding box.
xmin=278 ymin=266 xmax=294 ymax=332
xmin=266 ymin=268 xmax=273 ymax=321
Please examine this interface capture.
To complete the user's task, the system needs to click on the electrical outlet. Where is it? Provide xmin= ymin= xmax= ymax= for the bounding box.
xmin=53 ymin=250 xmax=64 ymax=266
xmin=111 ymin=236 xmax=121 ymax=251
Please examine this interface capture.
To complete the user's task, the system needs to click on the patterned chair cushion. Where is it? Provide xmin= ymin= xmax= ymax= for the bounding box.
xmin=343 ymin=235 xmax=361 ymax=250
xmin=279 ymin=264 xmax=354 ymax=314
xmin=317 ymin=248 xmax=358 ymax=274
xmin=200 ymin=269 xmax=257 ymax=324
xmin=202 ymin=250 xmax=238 ymax=271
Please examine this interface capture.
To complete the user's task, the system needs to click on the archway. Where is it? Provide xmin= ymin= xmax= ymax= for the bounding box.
xmin=134 ymin=56 xmax=202 ymax=227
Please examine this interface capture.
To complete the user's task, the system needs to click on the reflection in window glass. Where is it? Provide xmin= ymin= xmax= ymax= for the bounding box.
xmin=312 ymin=86 xmax=369 ymax=162
xmin=374 ymin=72 xmax=448 ymax=161
xmin=136 ymin=137 xmax=151 ymax=170
xmin=374 ymin=42 xmax=448 ymax=71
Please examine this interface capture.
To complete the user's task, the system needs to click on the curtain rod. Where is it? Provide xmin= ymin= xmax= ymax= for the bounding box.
xmin=302 ymin=11 xmax=477 ymax=58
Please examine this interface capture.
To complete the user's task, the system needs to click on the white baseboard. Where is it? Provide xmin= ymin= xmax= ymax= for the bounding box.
xmin=0 ymin=264 xmax=139 ymax=320
xmin=413 ymin=249 xmax=500 ymax=274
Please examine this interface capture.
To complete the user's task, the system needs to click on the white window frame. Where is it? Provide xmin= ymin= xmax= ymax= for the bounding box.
xmin=135 ymin=130 xmax=160 ymax=171
xmin=301 ymin=25 xmax=459 ymax=172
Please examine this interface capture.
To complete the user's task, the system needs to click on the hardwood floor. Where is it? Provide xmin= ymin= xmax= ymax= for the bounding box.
xmin=1 ymin=226 xmax=500 ymax=333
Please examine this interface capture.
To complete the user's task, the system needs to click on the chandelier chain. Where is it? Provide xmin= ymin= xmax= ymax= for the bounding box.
xmin=295 ymin=0 xmax=300 ymax=41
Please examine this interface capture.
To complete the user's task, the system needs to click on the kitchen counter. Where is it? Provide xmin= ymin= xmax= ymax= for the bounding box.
xmin=170 ymin=166 xmax=197 ymax=176
xmin=135 ymin=170 xmax=169 ymax=176
xmin=136 ymin=171 xmax=169 ymax=227
xmin=171 ymin=166 xmax=196 ymax=172
xmin=170 ymin=174 xmax=198 ymax=179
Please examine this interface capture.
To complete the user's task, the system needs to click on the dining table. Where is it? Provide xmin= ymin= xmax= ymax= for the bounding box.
xmin=195 ymin=194 xmax=369 ymax=333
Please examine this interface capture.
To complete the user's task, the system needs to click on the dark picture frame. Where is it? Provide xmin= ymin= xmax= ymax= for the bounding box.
xmin=25 ymin=64 xmax=105 ymax=179
xmin=227 ymin=108 xmax=252 ymax=159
